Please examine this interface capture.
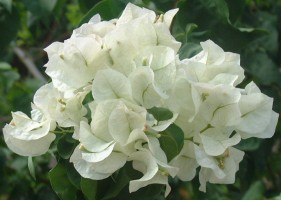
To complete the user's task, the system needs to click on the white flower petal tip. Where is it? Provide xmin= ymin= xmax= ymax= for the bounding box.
xmin=3 ymin=110 xmax=56 ymax=156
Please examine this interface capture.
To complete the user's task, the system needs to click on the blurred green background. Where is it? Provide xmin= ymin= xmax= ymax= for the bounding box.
xmin=0 ymin=0 xmax=281 ymax=199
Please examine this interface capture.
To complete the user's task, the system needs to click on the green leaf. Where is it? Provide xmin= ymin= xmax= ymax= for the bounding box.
xmin=79 ymin=0 xmax=130 ymax=26
xmin=0 ymin=5 xmax=20 ymax=47
xmin=159 ymin=124 xmax=184 ymax=162
xmin=128 ymin=184 xmax=164 ymax=200
xmin=225 ymin=0 xmax=246 ymax=23
xmin=185 ymin=23 xmax=198 ymax=37
xmin=78 ymin=0 xmax=100 ymax=13
xmin=111 ymin=163 xmax=164 ymax=200
xmin=21 ymin=0 xmax=57 ymax=17
xmin=66 ymin=163 xmax=81 ymax=190
xmin=235 ymin=138 xmax=261 ymax=151
xmin=27 ymin=156 xmax=36 ymax=180
xmin=57 ymin=133 xmax=77 ymax=159
xmin=48 ymin=160 xmax=77 ymax=200
xmin=147 ymin=107 xmax=173 ymax=121
xmin=100 ymin=168 xmax=130 ymax=200
xmin=176 ymin=0 xmax=265 ymax=51
xmin=241 ymin=181 xmax=265 ymax=200
xmin=179 ymin=42 xmax=202 ymax=59
xmin=245 ymin=12 xmax=279 ymax=56
xmin=81 ymin=177 xmax=97 ymax=200
xmin=243 ymin=51 xmax=281 ymax=86
xmin=199 ymin=0 xmax=230 ymax=24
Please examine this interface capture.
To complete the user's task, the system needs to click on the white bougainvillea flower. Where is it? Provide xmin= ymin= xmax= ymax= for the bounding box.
xmin=70 ymin=145 xmax=127 ymax=180
xmin=164 ymin=74 xmax=201 ymax=136
xmin=92 ymin=68 xmax=133 ymax=102
xmin=104 ymin=16 xmax=157 ymax=76
xmin=33 ymin=83 xmax=88 ymax=127
xmin=198 ymin=127 xmax=241 ymax=156
xmin=134 ymin=46 xmax=177 ymax=92
xmin=70 ymin=99 xmax=147 ymax=178
xmin=88 ymin=98 xmax=170 ymax=155
xmin=129 ymin=67 xmax=167 ymax=108
xmin=154 ymin=14 xmax=181 ymax=53
xmin=170 ymin=140 xmax=199 ymax=181
xmin=147 ymin=112 xmax=178 ymax=132
xmin=44 ymin=34 xmax=111 ymax=98
xmin=107 ymin=101 xmax=147 ymax=145
xmin=73 ymin=14 xmax=116 ymax=38
xmin=193 ymin=83 xmax=241 ymax=127
xmin=78 ymin=121 xmax=115 ymax=161
xmin=117 ymin=3 xmax=156 ymax=25
xmin=3 ymin=107 xmax=56 ymax=156
xmin=235 ymin=82 xmax=279 ymax=139
xmin=195 ymin=146 xmax=244 ymax=192
xmin=117 ymin=3 xmax=180 ymax=52
xmin=71 ymin=97 xmax=177 ymax=187
xmin=169 ymin=82 xmax=242 ymax=138
xmin=104 ymin=4 xmax=180 ymax=76
xmin=89 ymin=99 xmax=147 ymax=143
xmin=181 ymin=40 xmax=245 ymax=86
xmin=129 ymin=149 xmax=178 ymax=197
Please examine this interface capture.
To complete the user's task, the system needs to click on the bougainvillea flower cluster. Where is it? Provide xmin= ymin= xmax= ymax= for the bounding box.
xmin=3 ymin=3 xmax=278 ymax=196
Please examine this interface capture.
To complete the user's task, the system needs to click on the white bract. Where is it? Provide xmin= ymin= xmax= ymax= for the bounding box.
xmin=2 ymin=2 xmax=279 ymax=197
xmin=3 ymin=107 xmax=56 ymax=156
xmin=34 ymin=83 xmax=88 ymax=127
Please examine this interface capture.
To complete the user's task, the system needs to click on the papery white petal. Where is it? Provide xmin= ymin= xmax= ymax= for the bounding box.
xmin=3 ymin=124 xmax=55 ymax=156
xmin=146 ymin=136 xmax=167 ymax=163
xmin=154 ymin=23 xmax=181 ymax=52
xmin=117 ymin=3 xmax=156 ymax=25
xmin=70 ymin=147 xmax=111 ymax=180
xmin=71 ymin=146 xmax=127 ymax=179
xmin=44 ymin=37 xmax=110 ymax=97
xmin=182 ymin=40 xmax=244 ymax=86
xmin=195 ymin=84 xmax=241 ymax=126
xmin=34 ymin=82 xmax=88 ymax=127
xmin=165 ymin=77 xmax=197 ymax=116
xmin=90 ymin=100 xmax=118 ymax=141
xmin=200 ymin=128 xmax=241 ymax=156
xmin=129 ymin=150 xmax=174 ymax=197
xmin=8 ymin=111 xmax=54 ymax=140
xmin=134 ymin=46 xmax=177 ymax=91
xmin=74 ymin=21 xmax=115 ymax=38
xmin=151 ymin=113 xmax=178 ymax=132
xmin=235 ymin=82 xmax=278 ymax=138
xmin=108 ymin=102 xmax=146 ymax=144
xmin=200 ymin=40 xmax=225 ymax=65
xmin=244 ymin=81 xmax=261 ymax=93
xmin=170 ymin=140 xmax=199 ymax=181
xmin=209 ymin=74 xmax=238 ymax=86
xmin=238 ymin=111 xmax=278 ymax=139
xmin=79 ymin=121 xmax=114 ymax=152
xmin=163 ymin=9 xmax=179 ymax=27
xmin=81 ymin=143 xmax=115 ymax=163
xmin=129 ymin=67 xmax=166 ymax=108
xmin=92 ymin=69 xmax=132 ymax=102
xmin=194 ymin=144 xmax=225 ymax=179
xmin=104 ymin=17 xmax=157 ymax=76
xmin=198 ymin=147 xmax=244 ymax=192
xmin=208 ymin=148 xmax=244 ymax=184
xmin=89 ymin=14 xmax=101 ymax=24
